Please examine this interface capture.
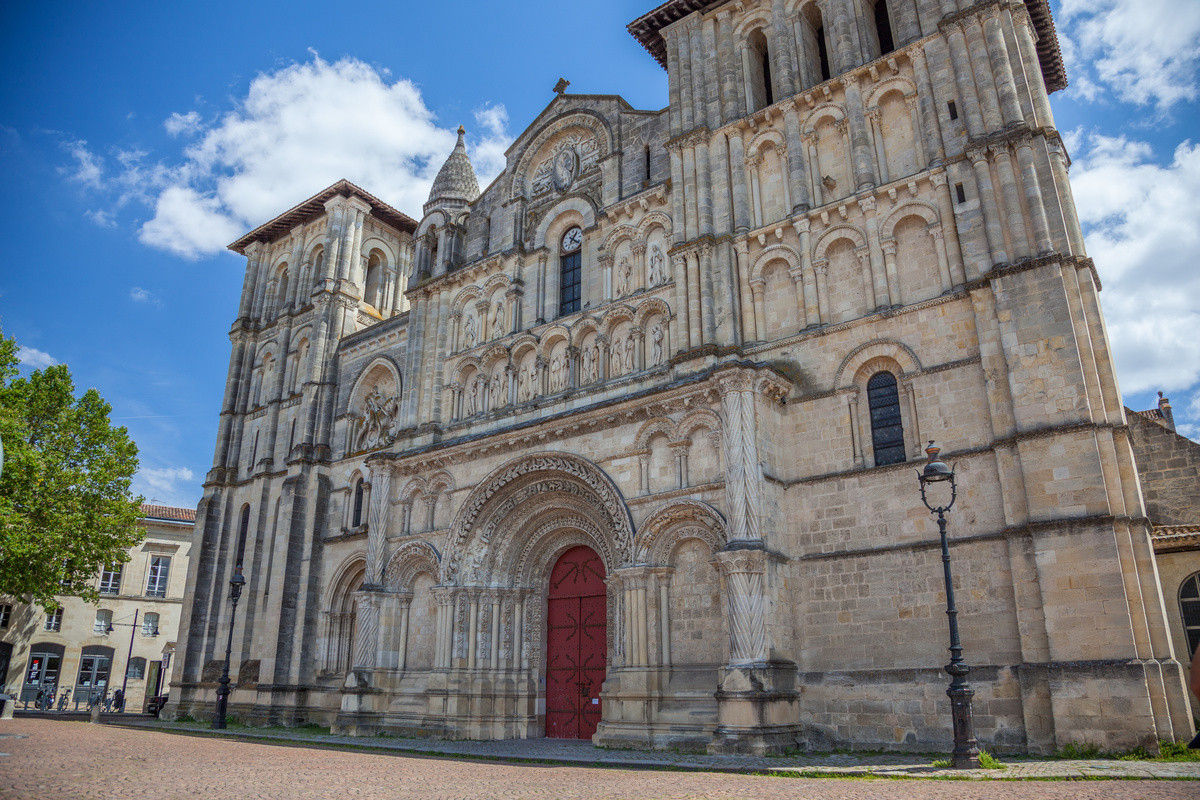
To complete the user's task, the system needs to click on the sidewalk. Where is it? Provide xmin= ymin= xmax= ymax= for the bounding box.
xmin=111 ymin=719 xmax=1200 ymax=780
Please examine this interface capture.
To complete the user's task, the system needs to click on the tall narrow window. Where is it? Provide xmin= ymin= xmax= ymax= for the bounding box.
xmin=1180 ymin=573 xmax=1200 ymax=657
xmin=236 ymin=504 xmax=251 ymax=568
xmin=146 ymin=556 xmax=171 ymax=598
xmin=44 ymin=608 xmax=63 ymax=631
xmin=817 ymin=25 xmax=831 ymax=81
xmin=748 ymin=29 xmax=773 ymax=111
xmin=867 ymin=371 xmax=906 ymax=466
xmin=559 ymin=226 xmax=583 ymax=316
xmin=99 ymin=563 xmax=122 ymax=595
xmin=94 ymin=609 xmax=113 ymax=634
xmin=352 ymin=478 xmax=365 ymax=528
xmin=142 ymin=612 xmax=160 ymax=636
xmin=0 ymin=603 xmax=11 ymax=628
xmin=644 ymin=144 xmax=652 ymax=185
xmin=873 ymin=0 xmax=895 ymax=56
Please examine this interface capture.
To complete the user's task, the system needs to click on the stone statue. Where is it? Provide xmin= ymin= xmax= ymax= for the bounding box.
xmin=580 ymin=343 xmax=595 ymax=385
xmin=649 ymin=244 xmax=665 ymax=286
xmin=650 ymin=323 xmax=664 ymax=366
xmin=490 ymin=371 xmax=503 ymax=409
xmin=624 ymin=333 xmax=636 ymax=372
xmin=468 ymin=377 xmax=480 ymax=416
xmin=609 ymin=338 xmax=623 ymax=377
xmin=464 ymin=315 xmax=478 ymax=350
xmin=617 ymin=257 xmax=633 ymax=296
xmin=518 ymin=363 xmax=532 ymax=402
xmin=491 ymin=300 xmax=505 ymax=339
xmin=355 ymin=388 xmax=400 ymax=451
xmin=550 ymin=353 xmax=565 ymax=392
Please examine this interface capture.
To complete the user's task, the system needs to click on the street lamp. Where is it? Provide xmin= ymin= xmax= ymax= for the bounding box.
xmin=917 ymin=441 xmax=980 ymax=769
xmin=212 ymin=566 xmax=246 ymax=730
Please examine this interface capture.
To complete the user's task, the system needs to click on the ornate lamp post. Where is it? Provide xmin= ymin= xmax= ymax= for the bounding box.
xmin=212 ymin=566 xmax=246 ymax=730
xmin=917 ymin=441 xmax=980 ymax=769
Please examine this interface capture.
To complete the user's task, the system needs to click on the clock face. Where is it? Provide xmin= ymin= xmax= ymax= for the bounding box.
xmin=561 ymin=226 xmax=583 ymax=253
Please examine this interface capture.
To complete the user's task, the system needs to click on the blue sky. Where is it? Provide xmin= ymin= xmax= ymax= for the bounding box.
xmin=1 ymin=0 xmax=1197 ymax=508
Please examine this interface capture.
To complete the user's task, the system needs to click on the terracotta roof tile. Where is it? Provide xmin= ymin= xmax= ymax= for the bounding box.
xmin=140 ymin=504 xmax=197 ymax=523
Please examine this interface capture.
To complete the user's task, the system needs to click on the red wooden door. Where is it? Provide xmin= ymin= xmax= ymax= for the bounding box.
xmin=545 ymin=545 xmax=607 ymax=739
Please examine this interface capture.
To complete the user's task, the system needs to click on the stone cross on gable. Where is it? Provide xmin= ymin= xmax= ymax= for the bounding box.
xmin=553 ymin=78 xmax=570 ymax=95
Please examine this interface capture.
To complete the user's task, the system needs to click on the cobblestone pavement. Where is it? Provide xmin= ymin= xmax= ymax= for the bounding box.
xmin=0 ymin=719 xmax=1197 ymax=800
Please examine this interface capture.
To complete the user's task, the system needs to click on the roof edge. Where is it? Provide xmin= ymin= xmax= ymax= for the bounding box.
xmin=228 ymin=179 xmax=418 ymax=256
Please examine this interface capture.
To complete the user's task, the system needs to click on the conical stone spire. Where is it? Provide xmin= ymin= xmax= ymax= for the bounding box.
xmin=425 ymin=125 xmax=480 ymax=214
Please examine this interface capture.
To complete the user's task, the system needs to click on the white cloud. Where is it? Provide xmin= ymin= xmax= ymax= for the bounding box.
xmin=86 ymin=209 xmax=117 ymax=228
xmin=17 ymin=346 xmax=58 ymax=369
xmin=123 ymin=56 xmax=510 ymax=258
xmin=1071 ymin=132 xmax=1200 ymax=436
xmin=61 ymin=139 xmax=103 ymax=188
xmin=133 ymin=466 xmax=198 ymax=506
xmin=130 ymin=286 xmax=154 ymax=303
xmin=1059 ymin=0 xmax=1200 ymax=111
xmin=164 ymin=110 xmax=202 ymax=137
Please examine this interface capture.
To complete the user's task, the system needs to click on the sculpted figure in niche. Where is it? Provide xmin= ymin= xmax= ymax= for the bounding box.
xmin=549 ymin=352 xmax=566 ymax=392
xmin=624 ymin=333 xmax=636 ymax=372
xmin=580 ymin=343 xmax=595 ymax=385
xmin=467 ymin=377 xmax=480 ymax=416
xmin=649 ymin=244 xmax=666 ymax=286
xmin=617 ymin=257 xmax=634 ymax=296
xmin=355 ymin=387 xmax=400 ymax=451
xmin=490 ymin=370 xmax=504 ymax=409
xmin=609 ymin=338 xmax=623 ymax=377
xmin=517 ymin=362 xmax=532 ymax=402
xmin=463 ymin=314 xmax=478 ymax=350
xmin=491 ymin=299 xmax=505 ymax=339
xmin=650 ymin=323 xmax=664 ymax=366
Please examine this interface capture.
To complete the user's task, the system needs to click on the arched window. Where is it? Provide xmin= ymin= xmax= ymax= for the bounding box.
xmin=799 ymin=4 xmax=831 ymax=87
xmin=867 ymin=371 xmax=905 ymax=466
xmin=747 ymin=29 xmax=774 ymax=111
xmin=1180 ymin=573 xmax=1200 ymax=657
xmin=364 ymin=252 xmax=384 ymax=308
xmin=235 ymin=504 xmax=251 ymax=568
xmin=352 ymin=478 xmax=365 ymax=528
xmin=312 ymin=248 xmax=325 ymax=282
xmin=559 ymin=226 xmax=583 ymax=317
xmin=141 ymin=612 xmax=160 ymax=636
xmin=274 ymin=267 xmax=289 ymax=316
xmin=871 ymin=0 xmax=895 ymax=57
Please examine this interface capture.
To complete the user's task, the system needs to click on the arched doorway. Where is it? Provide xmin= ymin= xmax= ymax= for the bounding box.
xmin=546 ymin=545 xmax=607 ymax=739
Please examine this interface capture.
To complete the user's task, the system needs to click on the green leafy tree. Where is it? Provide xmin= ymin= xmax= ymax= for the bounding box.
xmin=0 ymin=330 xmax=144 ymax=609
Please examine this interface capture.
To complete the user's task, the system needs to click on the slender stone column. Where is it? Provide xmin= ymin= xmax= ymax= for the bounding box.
xmin=842 ymin=74 xmax=877 ymax=190
xmin=365 ymin=464 xmax=392 ymax=584
xmin=860 ymin=197 xmax=890 ymax=308
xmin=1012 ymin=6 xmax=1054 ymax=127
xmin=542 ymin=252 xmax=558 ymax=323
xmin=718 ymin=367 xmax=777 ymax=543
xmin=489 ymin=596 xmax=501 ymax=670
xmin=848 ymin=390 xmax=864 ymax=467
xmin=238 ymin=242 xmax=266 ymax=319
xmin=713 ymin=551 xmax=768 ymax=664
xmin=770 ymin=0 xmax=796 ymax=99
xmin=750 ymin=280 xmax=766 ymax=342
xmin=748 ymin=156 xmax=763 ymax=228
xmin=788 ymin=267 xmax=808 ymax=330
xmin=829 ymin=0 xmax=859 ymax=74
xmin=970 ymin=152 xmax=1009 ymax=265
xmin=467 ymin=594 xmax=479 ymax=669
xmin=670 ymin=151 xmax=687 ymax=244
xmin=728 ymin=134 xmax=751 ymax=232
xmin=813 ymin=259 xmax=830 ymax=324
xmin=734 ymin=241 xmax=754 ymax=343
xmin=784 ymin=103 xmax=811 ymax=213
xmin=696 ymin=136 xmax=714 ymax=236
xmin=677 ymin=24 xmax=695 ymax=132
xmin=910 ymin=47 xmax=945 ymax=166
xmin=1015 ymin=141 xmax=1053 ymax=253
xmin=982 ymin=6 xmax=1023 ymax=126
xmin=687 ymin=251 xmax=703 ymax=346
xmin=689 ymin=17 xmax=710 ymax=130
xmin=964 ymin=17 xmax=1003 ymax=132
xmin=929 ymin=226 xmax=953 ymax=292
xmin=699 ymin=243 xmax=716 ymax=345
xmin=657 ymin=571 xmax=672 ymax=666
xmin=672 ymin=254 xmax=692 ymax=351
xmin=397 ymin=599 xmax=411 ymax=671
xmin=930 ymin=173 xmax=967 ymax=284
xmin=1047 ymin=140 xmax=1087 ymax=255
xmin=717 ymin=11 xmax=740 ymax=123
xmin=666 ymin=35 xmax=683 ymax=138
xmin=352 ymin=591 xmax=381 ymax=669
xmin=881 ymin=239 xmax=902 ymax=307
xmin=710 ymin=134 xmax=732 ymax=237
xmin=993 ymin=146 xmax=1031 ymax=259
xmin=514 ymin=596 xmax=526 ymax=670
xmin=945 ymin=22 xmax=985 ymax=138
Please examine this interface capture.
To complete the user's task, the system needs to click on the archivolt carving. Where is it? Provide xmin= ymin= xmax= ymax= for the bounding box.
xmin=634 ymin=210 xmax=673 ymax=241
xmin=813 ymin=224 xmax=867 ymax=260
xmin=383 ymin=540 xmax=441 ymax=591
xmin=865 ymin=76 xmax=919 ymax=109
xmin=634 ymin=417 xmax=677 ymax=451
xmin=833 ymin=338 xmax=922 ymax=390
xmin=880 ymin=201 xmax=940 ymax=240
xmin=443 ymin=451 xmax=634 ymax=582
xmin=324 ymin=553 xmax=367 ymax=610
xmin=634 ymin=499 xmax=727 ymax=564
xmin=676 ymin=407 xmax=722 ymax=442
xmin=601 ymin=224 xmax=637 ymax=253
xmin=750 ymin=244 xmax=802 ymax=284
xmin=512 ymin=112 xmax=613 ymax=200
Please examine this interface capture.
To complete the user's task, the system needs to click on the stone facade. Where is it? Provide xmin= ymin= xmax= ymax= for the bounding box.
xmin=1 ymin=505 xmax=194 ymax=712
xmin=166 ymin=0 xmax=1194 ymax=754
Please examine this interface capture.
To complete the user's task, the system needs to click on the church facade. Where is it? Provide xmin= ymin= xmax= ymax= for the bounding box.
xmin=167 ymin=0 xmax=1196 ymax=754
